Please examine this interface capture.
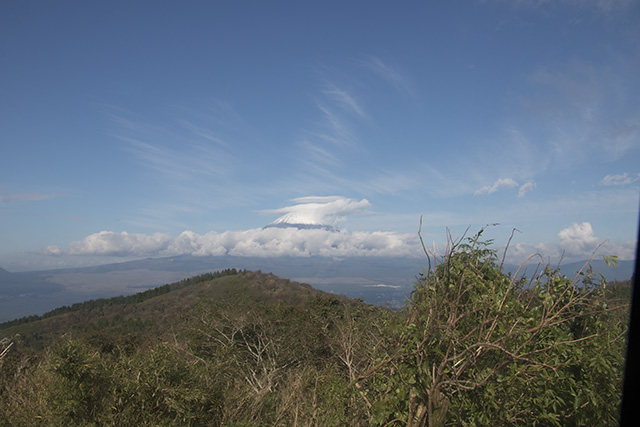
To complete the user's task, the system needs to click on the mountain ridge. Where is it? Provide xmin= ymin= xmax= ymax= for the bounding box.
xmin=1 ymin=269 xmax=344 ymax=345
xmin=0 ymin=254 xmax=634 ymax=323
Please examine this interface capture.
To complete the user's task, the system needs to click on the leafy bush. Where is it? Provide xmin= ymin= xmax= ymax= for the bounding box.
xmin=0 ymin=246 xmax=628 ymax=426
xmin=361 ymin=229 xmax=627 ymax=426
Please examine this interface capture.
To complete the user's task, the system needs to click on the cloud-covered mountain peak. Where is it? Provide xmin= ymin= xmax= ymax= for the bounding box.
xmin=263 ymin=221 xmax=339 ymax=232
xmin=261 ymin=196 xmax=370 ymax=231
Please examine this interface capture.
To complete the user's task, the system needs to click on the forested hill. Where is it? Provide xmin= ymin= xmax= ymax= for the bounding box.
xmin=0 ymin=269 xmax=356 ymax=348
xmin=0 ymin=241 xmax=631 ymax=425
xmin=0 ymin=269 xmax=241 ymax=334
xmin=1 ymin=269 xmax=390 ymax=425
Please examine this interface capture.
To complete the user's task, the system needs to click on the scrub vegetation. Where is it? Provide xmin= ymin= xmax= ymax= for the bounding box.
xmin=0 ymin=231 xmax=630 ymax=426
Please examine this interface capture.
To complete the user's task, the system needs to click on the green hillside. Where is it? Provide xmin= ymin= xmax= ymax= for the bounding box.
xmin=0 ymin=237 xmax=630 ymax=426
xmin=1 ymin=269 xmax=391 ymax=426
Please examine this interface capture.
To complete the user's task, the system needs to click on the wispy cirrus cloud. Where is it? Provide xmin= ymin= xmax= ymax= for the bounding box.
xmin=127 ymin=137 xmax=234 ymax=180
xmin=293 ymin=76 xmax=369 ymax=191
xmin=293 ymin=64 xmax=422 ymax=198
xmin=471 ymin=57 xmax=640 ymax=202
xmin=486 ymin=0 xmax=635 ymax=13
xmin=359 ymin=55 xmax=415 ymax=99
xmin=0 ymin=189 xmax=66 ymax=203
xmin=312 ymin=102 xmax=360 ymax=148
xmin=322 ymin=83 xmax=367 ymax=118
xmin=601 ymin=172 xmax=640 ymax=186
xmin=104 ymin=101 xmax=270 ymax=220
xmin=521 ymin=60 xmax=640 ymax=165
xmin=177 ymin=119 xmax=231 ymax=147
xmin=442 ymin=57 xmax=638 ymax=196
xmin=604 ymin=113 xmax=640 ymax=158
xmin=118 ymin=110 xmax=238 ymax=182
xmin=298 ymin=140 xmax=342 ymax=167
xmin=356 ymin=169 xmax=419 ymax=195
xmin=104 ymin=100 xmax=249 ymax=180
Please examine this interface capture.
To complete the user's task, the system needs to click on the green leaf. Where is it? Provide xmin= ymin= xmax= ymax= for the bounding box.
xmin=603 ymin=255 xmax=619 ymax=268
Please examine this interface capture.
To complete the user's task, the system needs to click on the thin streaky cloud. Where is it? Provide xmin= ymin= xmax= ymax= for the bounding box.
xmin=522 ymin=60 xmax=640 ymax=165
xmin=173 ymin=100 xmax=251 ymax=135
xmin=413 ymin=187 xmax=639 ymax=233
xmin=485 ymin=0 xmax=634 ymax=13
xmin=322 ymin=83 xmax=367 ymax=118
xmin=299 ymin=140 xmax=342 ymax=166
xmin=0 ymin=211 xmax=84 ymax=221
xmin=124 ymin=203 xmax=205 ymax=232
xmin=120 ymin=130 xmax=236 ymax=182
xmin=95 ymin=104 xmax=157 ymax=134
xmin=356 ymin=169 xmax=418 ymax=195
xmin=178 ymin=120 xmax=231 ymax=147
xmin=122 ymin=137 xmax=192 ymax=180
xmin=0 ymin=192 xmax=66 ymax=203
xmin=292 ymin=76 xmax=372 ymax=189
xmin=315 ymin=102 xmax=359 ymax=147
xmin=605 ymin=113 xmax=640 ymax=158
xmin=359 ymin=55 xmax=415 ymax=99
xmin=108 ymin=102 xmax=247 ymax=179
xmin=492 ymin=187 xmax=639 ymax=227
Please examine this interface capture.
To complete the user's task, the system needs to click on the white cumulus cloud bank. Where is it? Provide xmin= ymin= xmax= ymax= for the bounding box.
xmin=65 ymin=228 xmax=419 ymax=258
xmin=43 ymin=245 xmax=63 ymax=256
xmin=555 ymin=222 xmax=634 ymax=261
xmin=504 ymin=221 xmax=636 ymax=264
xmin=557 ymin=222 xmax=601 ymax=256
xmin=68 ymin=231 xmax=175 ymax=257
xmin=64 ymin=197 xmax=417 ymax=258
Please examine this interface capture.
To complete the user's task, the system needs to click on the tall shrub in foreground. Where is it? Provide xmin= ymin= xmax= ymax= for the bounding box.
xmin=364 ymin=227 xmax=627 ymax=426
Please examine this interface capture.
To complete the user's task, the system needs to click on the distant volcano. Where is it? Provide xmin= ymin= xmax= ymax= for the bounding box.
xmin=263 ymin=222 xmax=338 ymax=232
xmin=260 ymin=196 xmax=371 ymax=232
xmin=263 ymin=211 xmax=339 ymax=232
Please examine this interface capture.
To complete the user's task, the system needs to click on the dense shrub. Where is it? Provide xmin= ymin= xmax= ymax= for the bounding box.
xmin=0 ymin=243 xmax=628 ymax=426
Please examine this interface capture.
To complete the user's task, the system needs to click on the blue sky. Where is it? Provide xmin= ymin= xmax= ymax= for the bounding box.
xmin=1 ymin=0 xmax=639 ymax=271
